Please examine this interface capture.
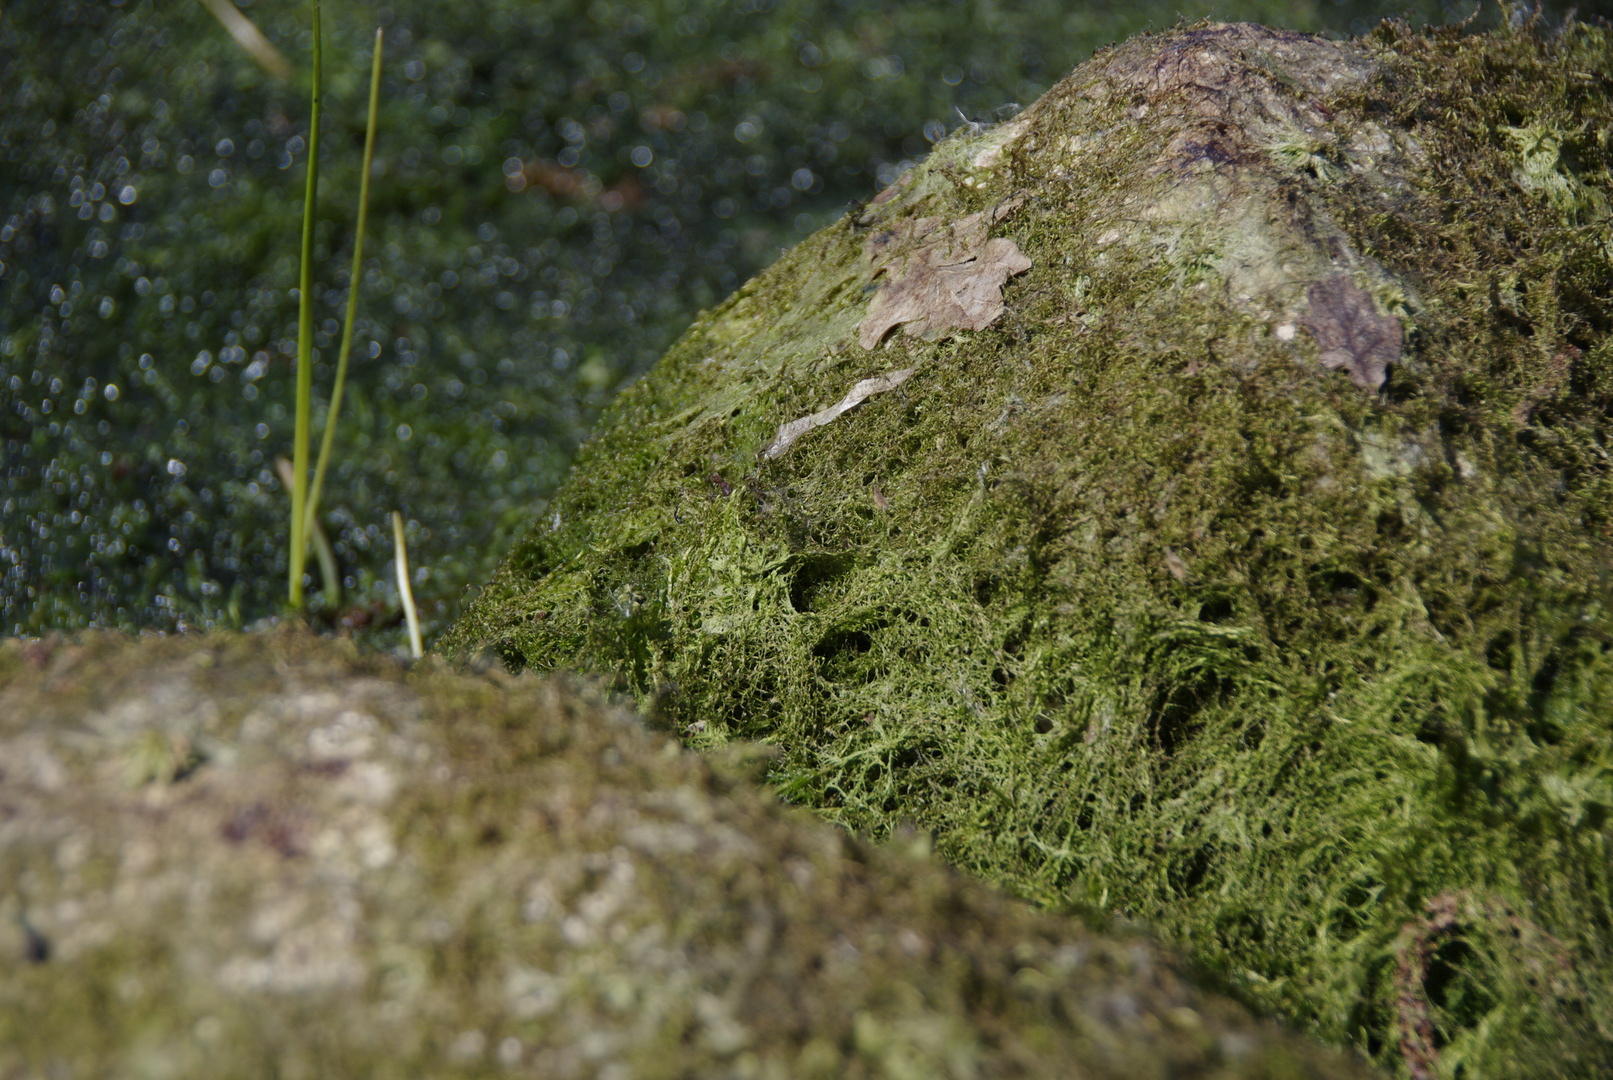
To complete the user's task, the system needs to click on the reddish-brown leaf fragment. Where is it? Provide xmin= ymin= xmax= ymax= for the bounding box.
xmin=1299 ymin=274 xmax=1402 ymax=392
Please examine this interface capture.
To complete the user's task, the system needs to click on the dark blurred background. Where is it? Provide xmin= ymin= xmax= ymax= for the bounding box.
xmin=0 ymin=0 xmax=1599 ymax=645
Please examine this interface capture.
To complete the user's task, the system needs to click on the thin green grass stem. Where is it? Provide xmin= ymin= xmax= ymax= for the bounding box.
xmin=305 ymin=27 xmax=382 ymax=540
xmin=276 ymin=456 xmax=341 ymax=605
xmin=288 ymin=0 xmax=321 ymax=609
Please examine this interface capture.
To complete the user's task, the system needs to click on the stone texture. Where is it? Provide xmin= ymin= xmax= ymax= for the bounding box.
xmin=0 ymin=629 xmax=1373 ymax=1079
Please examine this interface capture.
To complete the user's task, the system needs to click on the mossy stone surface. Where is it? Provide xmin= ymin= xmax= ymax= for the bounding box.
xmin=445 ymin=20 xmax=1613 ymax=1077
xmin=0 ymin=628 xmax=1371 ymax=1079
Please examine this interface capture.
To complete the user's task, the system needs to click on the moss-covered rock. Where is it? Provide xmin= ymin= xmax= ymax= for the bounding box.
xmin=444 ymin=18 xmax=1613 ymax=1077
xmin=0 ymin=629 xmax=1370 ymax=1079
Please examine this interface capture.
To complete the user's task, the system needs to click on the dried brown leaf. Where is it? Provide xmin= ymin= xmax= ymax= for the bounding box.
xmin=1299 ymin=275 xmax=1401 ymax=392
xmin=858 ymin=198 xmax=1032 ymax=350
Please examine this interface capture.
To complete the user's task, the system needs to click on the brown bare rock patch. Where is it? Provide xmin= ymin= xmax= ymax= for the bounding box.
xmin=1301 ymin=274 xmax=1402 ymax=390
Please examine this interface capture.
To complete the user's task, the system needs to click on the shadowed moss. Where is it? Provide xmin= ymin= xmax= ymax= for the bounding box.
xmin=0 ymin=628 xmax=1373 ymax=1079
xmin=444 ymin=17 xmax=1613 ymax=1077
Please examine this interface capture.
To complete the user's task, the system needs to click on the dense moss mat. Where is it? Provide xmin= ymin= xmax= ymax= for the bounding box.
xmin=0 ymin=629 xmax=1377 ymax=1079
xmin=446 ymin=17 xmax=1613 ymax=1077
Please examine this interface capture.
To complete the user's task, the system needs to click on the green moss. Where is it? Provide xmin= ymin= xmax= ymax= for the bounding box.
xmin=446 ymin=19 xmax=1613 ymax=1077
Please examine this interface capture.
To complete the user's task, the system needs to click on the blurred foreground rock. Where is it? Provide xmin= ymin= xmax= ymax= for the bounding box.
xmin=0 ymin=630 xmax=1371 ymax=1079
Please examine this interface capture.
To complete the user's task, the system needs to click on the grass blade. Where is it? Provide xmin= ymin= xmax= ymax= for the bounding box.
xmin=195 ymin=0 xmax=293 ymax=79
xmin=393 ymin=511 xmax=422 ymax=659
xmin=306 ymin=27 xmax=383 ymax=541
xmin=288 ymin=0 xmax=321 ymax=609
xmin=276 ymin=457 xmax=341 ymax=605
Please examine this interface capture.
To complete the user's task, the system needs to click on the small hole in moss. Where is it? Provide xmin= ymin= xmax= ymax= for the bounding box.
xmin=817 ymin=629 xmax=873 ymax=657
xmin=1531 ymin=650 xmax=1563 ymax=697
xmin=496 ymin=643 xmax=527 ymax=674
xmin=1313 ymin=568 xmax=1364 ymax=602
xmin=1075 ymin=794 xmax=1097 ymax=830
xmin=789 ymin=553 xmax=853 ymax=613
xmin=1415 ymin=721 xmax=1449 ymax=746
xmin=1170 ymin=843 xmax=1216 ymax=894
xmin=1152 ymin=671 xmax=1231 ymax=754
xmin=1424 ymin=938 xmax=1495 ymax=1027
xmin=1485 ymin=630 xmax=1515 ymax=672
xmin=974 ymin=575 xmax=1000 ymax=606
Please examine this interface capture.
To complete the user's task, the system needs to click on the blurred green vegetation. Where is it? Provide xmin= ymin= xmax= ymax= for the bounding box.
xmin=0 ymin=0 xmax=1592 ymax=644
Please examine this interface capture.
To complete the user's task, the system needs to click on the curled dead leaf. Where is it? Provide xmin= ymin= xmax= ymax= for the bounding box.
xmin=763 ymin=369 xmax=915 ymax=460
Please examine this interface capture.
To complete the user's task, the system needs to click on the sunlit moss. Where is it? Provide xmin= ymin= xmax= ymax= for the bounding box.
xmin=446 ymin=17 xmax=1613 ymax=1077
